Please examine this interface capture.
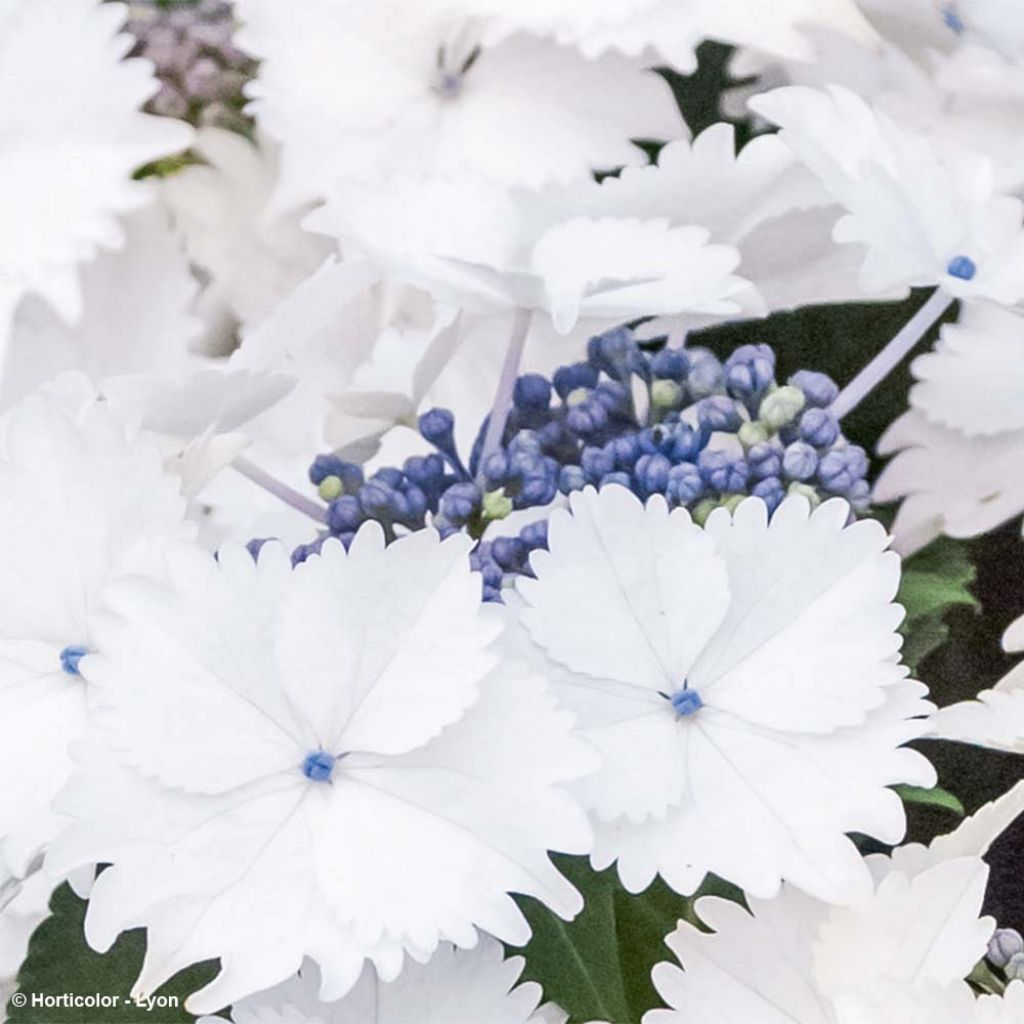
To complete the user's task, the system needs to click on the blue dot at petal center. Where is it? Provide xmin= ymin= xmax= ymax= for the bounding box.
xmin=60 ymin=645 xmax=89 ymax=677
xmin=669 ymin=688 xmax=704 ymax=718
xmin=302 ymin=750 xmax=337 ymax=783
xmin=947 ymin=255 xmax=977 ymax=281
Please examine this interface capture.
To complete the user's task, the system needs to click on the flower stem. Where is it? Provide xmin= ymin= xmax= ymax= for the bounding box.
xmin=232 ymin=456 xmax=328 ymax=525
xmin=830 ymin=288 xmax=956 ymax=421
xmin=477 ymin=308 xmax=533 ymax=478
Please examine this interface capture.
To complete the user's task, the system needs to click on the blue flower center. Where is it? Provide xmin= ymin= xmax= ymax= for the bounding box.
xmin=947 ymin=255 xmax=977 ymax=281
xmin=301 ymin=750 xmax=337 ymax=783
xmin=943 ymin=6 xmax=965 ymax=34
xmin=59 ymin=645 xmax=89 ymax=677
xmin=669 ymin=687 xmax=704 ymax=717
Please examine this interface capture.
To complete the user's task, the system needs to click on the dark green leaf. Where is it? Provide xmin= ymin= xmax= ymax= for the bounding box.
xmin=893 ymin=784 xmax=966 ymax=818
xmin=897 ymin=537 xmax=979 ymax=672
xmin=513 ymin=857 xmax=742 ymax=1024
xmin=10 ymin=883 xmax=217 ymax=1024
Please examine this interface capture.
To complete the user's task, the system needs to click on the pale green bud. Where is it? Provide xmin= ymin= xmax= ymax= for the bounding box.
xmin=759 ymin=385 xmax=805 ymax=432
xmin=738 ymin=421 xmax=769 ymax=449
xmin=481 ymin=489 xmax=513 ymax=522
xmin=318 ymin=475 xmax=343 ymax=501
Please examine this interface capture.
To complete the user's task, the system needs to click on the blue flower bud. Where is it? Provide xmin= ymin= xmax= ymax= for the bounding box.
xmin=302 ymin=749 xmax=336 ymax=783
xmin=519 ymin=520 xmax=549 ymax=550
xmin=373 ymin=467 xmax=404 ymax=489
xmin=988 ymin=929 xmax=1024 ymax=968
xmin=553 ymin=362 xmax=598 ymax=399
xmin=638 ymin=425 xmax=675 ymax=456
xmin=292 ymin=537 xmax=330 ymax=566
xmin=789 ymin=370 xmax=838 ymax=409
xmin=559 ymin=464 xmax=587 ymax=494
xmin=600 ymin=471 xmax=633 ymax=489
xmin=440 ymin=482 xmax=481 ymax=524
xmin=308 ymin=454 xmax=363 ymax=493
xmin=587 ymin=326 xmax=638 ymax=380
xmin=698 ymin=450 xmax=749 ymax=493
xmin=725 ymin=344 xmax=775 ymax=400
xmin=566 ymin=399 xmax=608 ymax=437
xmin=419 ymin=407 xmax=469 ymax=476
xmin=747 ymin=440 xmax=783 ymax=481
xmin=326 ymin=495 xmax=363 ymax=533
xmin=799 ymin=407 xmax=840 ymax=448
xmin=611 ymin=433 xmax=641 ymax=470
xmin=783 ymin=441 xmax=819 ymax=482
xmin=667 ymin=462 xmax=703 ymax=504
xmin=668 ymin=422 xmax=704 ymax=463
xmin=752 ymin=476 xmax=785 ymax=513
xmin=651 ymin=348 xmax=690 ymax=381
xmin=581 ymin=445 xmax=616 ymax=482
xmin=698 ymin=395 xmax=743 ymax=433
xmin=492 ymin=536 xmax=528 ymax=572
xmin=514 ymin=373 xmax=552 ymax=413
xmin=482 ymin=451 xmax=510 ymax=488
xmin=634 ymin=453 xmax=671 ymax=497
xmin=688 ymin=350 xmax=725 ymax=399
xmin=818 ymin=446 xmax=869 ymax=495
xmin=246 ymin=538 xmax=273 ymax=562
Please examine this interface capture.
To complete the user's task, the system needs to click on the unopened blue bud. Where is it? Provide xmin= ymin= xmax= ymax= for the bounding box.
xmin=581 ymin=445 xmax=616 ymax=482
xmin=611 ymin=433 xmax=641 ymax=470
xmin=492 ymin=536 xmax=528 ymax=571
xmin=566 ymin=399 xmax=608 ymax=437
xmin=309 ymin=454 xmax=363 ymax=493
xmin=1007 ymin=952 xmax=1024 ymax=983
xmin=553 ymin=362 xmax=598 ymax=399
xmin=634 ymin=453 xmax=671 ymax=497
xmin=667 ymin=462 xmax=703 ymax=504
xmin=520 ymin=520 xmax=549 ymax=550
xmin=651 ymin=348 xmax=690 ymax=381
xmin=752 ymin=476 xmax=785 ymax=513
xmin=988 ymin=929 xmax=1024 ymax=968
xmin=725 ymin=344 xmax=775 ymax=400
xmin=688 ymin=350 xmax=725 ymax=399
xmin=668 ymin=423 xmax=704 ymax=462
xmin=559 ymin=464 xmax=587 ymax=494
xmin=698 ymin=396 xmax=743 ymax=433
xmin=783 ymin=441 xmax=819 ymax=482
xmin=698 ymin=450 xmax=749 ymax=493
xmin=789 ymin=370 xmax=839 ymax=409
xmin=799 ymin=408 xmax=840 ymax=448
xmin=514 ymin=374 xmax=552 ymax=413
xmin=327 ymin=495 xmax=363 ymax=533
xmin=818 ymin=446 xmax=869 ymax=495
xmin=600 ymin=471 xmax=632 ymax=489
xmin=638 ymin=425 xmax=675 ymax=456
xmin=747 ymin=440 xmax=783 ymax=481
xmin=439 ymin=482 xmax=481 ymax=524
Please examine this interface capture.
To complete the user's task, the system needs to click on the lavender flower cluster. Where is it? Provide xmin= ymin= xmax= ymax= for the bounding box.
xmin=295 ymin=329 xmax=870 ymax=600
xmin=124 ymin=0 xmax=255 ymax=132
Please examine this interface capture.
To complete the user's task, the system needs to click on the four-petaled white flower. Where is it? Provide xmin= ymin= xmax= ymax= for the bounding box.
xmin=750 ymin=85 xmax=1024 ymax=302
xmin=48 ymin=527 xmax=593 ymax=1013
xmin=233 ymin=0 xmax=682 ymax=208
xmin=511 ymin=486 xmax=935 ymax=904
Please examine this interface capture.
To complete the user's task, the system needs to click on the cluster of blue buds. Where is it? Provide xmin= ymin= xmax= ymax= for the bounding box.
xmin=295 ymin=327 xmax=870 ymax=601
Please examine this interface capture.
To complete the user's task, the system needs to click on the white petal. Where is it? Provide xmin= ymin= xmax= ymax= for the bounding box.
xmin=519 ymin=486 xmax=730 ymax=692
xmin=692 ymin=497 xmax=906 ymax=734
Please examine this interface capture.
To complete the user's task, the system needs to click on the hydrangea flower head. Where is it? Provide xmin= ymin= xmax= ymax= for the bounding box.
xmin=48 ymin=525 xmax=593 ymax=1012
xmin=511 ymin=486 xmax=936 ymax=903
